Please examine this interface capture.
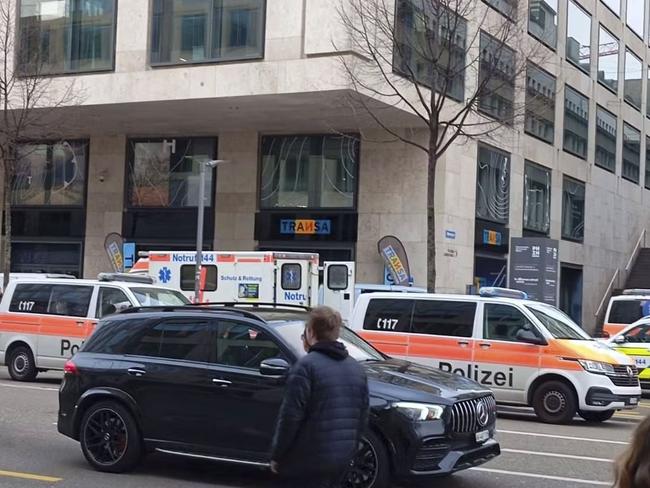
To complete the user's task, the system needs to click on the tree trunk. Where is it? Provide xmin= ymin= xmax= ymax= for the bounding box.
xmin=3 ymin=157 xmax=11 ymax=290
xmin=427 ymin=148 xmax=437 ymax=293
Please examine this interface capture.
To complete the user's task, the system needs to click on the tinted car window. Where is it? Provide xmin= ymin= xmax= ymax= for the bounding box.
xmin=484 ymin=304 xmax=540 ymax=343
xmin=363 ymin=299 xmax=414 ymax=332
xmin=609 ymin=300 xmax=647 ymax=324
xmin=327 ymin=265 xmax=349 ymax=290
xmin=623 ymin=324 xmax=650 ymax=343
xmin=214 ymin=321 xmax=283 ymax=369
xmin=48 ymin=285 xmax=93 ymax=317
xmin=411 ymin=301 xmax=476 ymax=337
xmin=180 ymin=264 xmax=218 ymax=292
xmin=9 ymin=283 xmax=52 ymax=313
xmin=124 ymin=319 xmax=211 ymax=362
xmin=82 ymin=319 xmax=148 ymax=354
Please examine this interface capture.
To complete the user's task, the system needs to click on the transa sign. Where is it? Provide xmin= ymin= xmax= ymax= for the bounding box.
xmin=280 ymin=219 xmax=332 ymax=236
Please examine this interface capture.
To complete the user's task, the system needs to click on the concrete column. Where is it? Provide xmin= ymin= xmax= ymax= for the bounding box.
xmin=214 ymin=132 xmax=258 ymax=251
xmin=83 ymin=136 xmax=126 ymax=278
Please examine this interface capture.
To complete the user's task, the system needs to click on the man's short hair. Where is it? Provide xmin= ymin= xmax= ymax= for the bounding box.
xmin=308 ymin=306 xmax=343 ymax=342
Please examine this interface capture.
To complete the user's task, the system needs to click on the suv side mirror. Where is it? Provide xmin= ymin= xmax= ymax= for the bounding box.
xmin=260 ymin=358 xmax=290 ymax=377
xmin=614 ymin=335 xmax=626 ymax=344
xmin=516 ymin=329 xmax=545 ymax=345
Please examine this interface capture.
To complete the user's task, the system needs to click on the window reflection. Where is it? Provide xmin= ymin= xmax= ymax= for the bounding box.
xmin=476 ymin=145 xmax=510 ymax=224
xmin=18 ymin=0 xmax=116 ymax=74
xmin=127 ymin=138 xmax=217 ymax=208
xmin=626 ymin=0 xmax=645 ymax=38
xmin=597 ymin=27 xmax=618 ymax=92
xmin=525 ymin=63 xmax=556 ymax=144
xmin=523 ymin=162 xmax=551 ymax=234
xmin=566 ymin=1 xmax=591 ymax=74
xmin=260 ymin=135 xmax=358 ymax=209
xmin=563 ymin=86 xmax=589 ymax=159
xmin=622 ymin=124 xmax=641 ymax=184
xmin=151 ymin=0 xmax=265 ymax=65
xmin=528 ymin=0 xmax=558 ymax=48
xmin=645 ymin=136 xmax=650 ymax=190
xmin=562 ymin=177 xmax=585 ymax=242
xmin=14 ymin=141 xmax=87 ymax=206
xmin=624 ymin=50 xmax=643 ymax=110
xmin=595 ymin=106 xmax=617 ymax=173
xmin=478 ymin=31 xmax=516 ymax=123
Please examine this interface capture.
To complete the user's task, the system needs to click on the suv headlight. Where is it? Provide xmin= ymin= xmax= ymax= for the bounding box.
xmin=392 ymin=402 xmax=445 ymax=421
xmin=578 ymin=359 xmax=615 ymax=375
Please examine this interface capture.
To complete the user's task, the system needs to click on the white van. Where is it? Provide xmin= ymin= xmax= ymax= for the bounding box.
xmin=0 ymin=273 xmax=189 ymax=382
xmin=603 ymin=290 xmax=650 ymax=337
xmin=349 ymin=288 xmax=640 ymax=424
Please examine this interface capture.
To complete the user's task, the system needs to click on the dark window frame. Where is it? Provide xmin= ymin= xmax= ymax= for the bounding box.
xmin=594 ymin=104 xmax=617 ymax=174
xmin=148 ymin=0 xmax=267 ymax=68
xmin=411 ymin=300 xmax=477 ymax=338
xmin=528 ymin=0 xmax=559 ymax=50
xmin=565 ymin=0 xmax=592 ymax=75
xmin=524 ymin=61 xmax=556 ymax=145
xmin=327 ymin=264 xmax=349 ymax=291
xmin=477 ymin=30 xmax=517 ymax=124
xmin=523 ymin=160 xmax=552 ymax=235
xmin=281 ymin=263 xmax=302 ymax=291
xmin=562 ymin=85 xmax=589 ymax=160
xmin=561 ymin=175 xmax=586 ymax=243
xmin=623 ymin=48 xmax=643 ymax=111
xmin=16 ymin=0 xmax=119 ymax=76
xmin=622 ymin=122 xmax=641 ymax=184
xmin=362 ymin=298 xmax=415 ymax=333
xmin=596 ymin=25 xmax=619 ymax=94
xmin=645 ymin=135 xmax=650 ymax=190
xmin=475 ymin=143 xmax=511 ymax=225
xmin=180 ymin=264 xmax=218 ymax=292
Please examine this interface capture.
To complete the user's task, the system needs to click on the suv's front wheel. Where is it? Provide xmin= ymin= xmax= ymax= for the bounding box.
xmin=80 ymin=401 xmax=142 ymax=473
xmin=342 ymin=431 xmax=390 ymax=488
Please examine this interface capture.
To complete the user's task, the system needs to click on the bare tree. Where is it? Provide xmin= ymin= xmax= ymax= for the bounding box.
xmin=340 ymin=0 xmax=550 ymax=291
xmin=0 ymin=0 xmax=78 ymax=288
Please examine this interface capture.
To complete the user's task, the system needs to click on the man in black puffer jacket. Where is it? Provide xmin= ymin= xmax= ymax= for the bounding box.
xmin=270 ymin=306 xmax=369 ymax=487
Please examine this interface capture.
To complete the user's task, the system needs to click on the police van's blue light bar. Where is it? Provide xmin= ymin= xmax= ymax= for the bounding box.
xmin=479 ymin=287 xmax=528 ymax=300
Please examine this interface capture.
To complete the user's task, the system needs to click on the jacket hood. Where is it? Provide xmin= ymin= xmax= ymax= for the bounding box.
xmin=310 ymin=341 xmax=349 ymax=361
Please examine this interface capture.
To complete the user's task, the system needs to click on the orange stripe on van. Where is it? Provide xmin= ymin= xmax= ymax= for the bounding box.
xmin=0 ymin=313 xmax=95 ymax=339
xmin=149 ymin=254 xmax=171 ymax=262
xmin=237 ymin=258 xmax=262 ymax=263
xmin=218 ymin=255 xmax=236 ymax=263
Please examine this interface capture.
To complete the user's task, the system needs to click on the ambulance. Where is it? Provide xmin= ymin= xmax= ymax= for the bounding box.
xmin=602 ymin=290 xmax=650 ymax=337
xmin=137 ymin=251 xmax=356 ymax=321
xmin=349 ymin=287 xmax=641 ymax=424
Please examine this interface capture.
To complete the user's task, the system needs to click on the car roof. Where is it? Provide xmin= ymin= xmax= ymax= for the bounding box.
xmin=355 ymin=291 xmax=546 ymax=306
xmin=610 ymin=295 xmax=650 ymax=301
xmin=9 ymin=278 xmax=167 ymax=289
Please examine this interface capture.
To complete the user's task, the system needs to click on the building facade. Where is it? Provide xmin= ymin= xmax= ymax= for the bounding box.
xmin=4 ymin=0 xmax=650 ymax=331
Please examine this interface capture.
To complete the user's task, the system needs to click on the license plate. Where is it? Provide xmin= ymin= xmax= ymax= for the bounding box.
xmin=634 ymin=357 xmax=649 ymax=368
xmin=631 ymin=397 xmax=639 ymax=405
xmin=475 ymin=430 xmax=490 ymax=444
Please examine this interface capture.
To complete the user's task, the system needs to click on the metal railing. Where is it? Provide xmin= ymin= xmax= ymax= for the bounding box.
xmin=594 ymin=228 xmax=647 ymax=319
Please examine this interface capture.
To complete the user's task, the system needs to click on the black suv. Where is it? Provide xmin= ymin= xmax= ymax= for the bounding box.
xmin=58 ymin=306 xmax=500 ymax=487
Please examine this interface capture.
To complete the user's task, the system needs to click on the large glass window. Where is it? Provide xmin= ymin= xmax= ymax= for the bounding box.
xmin=394 ymin=0 xmax=467 ymax=101
xmin=478 ymin=31 xmax=516 ymax=123
xmin=622 ymin=123 xmax=641 ymax=184
xmin=127 ymin=137 xmax=217 ymax=208
xmin=595 ymin=106 xmax=617 ymax=172
xmin=563 ymin=86 xmax=589 ymax=159
xmin=627 ymin=0 xmax=645 ymax=38
xmin=601 ymin=0 xmax=620 ymax=15
xmin=646 ymin=136 xmax=650 ymax=190
xmin=525 ymin=63 xmax=556 ymax=144
xmin=150 ymin=0 xmax=265 ymax=65
xmin=476 ymin=145 xmax=510 ymax=224
xmin=215 ymin=321 xmax=283 ymax=369
xmin=483 ymin=0 xmax=517 ymax=18
xmin=528 ymin=0 xmax=558 ymax=48
xmin=624 ymin=49 xmax=643 ymax=110
xmin=260 ymin=135 xmax=358 ymax=209
xmin=483 ymin=304 xmax=541 ymax=343
xmin=18 ymin=0 xmax=116 ymax=74
xmin=597 ymin=27 xmax=619 ymax=92
xmin=523 ymin=162 xmax=551 ymax=234
xmin=562 ymin=176 xmax=585 ymax=242
xmin=14 ymin=141 xmax=87 ymax=206
xmin=411 ymin=301 xmax=477 ymax=337
xmin=362 ymin=299 xmax=414 ymax=332
xmin=566 ymin=1 xmax=591 ymax=74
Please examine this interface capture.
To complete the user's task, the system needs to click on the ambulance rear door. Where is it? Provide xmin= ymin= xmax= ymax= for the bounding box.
xmin=323 ymin=262 xmax=355 ymax=323
xmin=275 ymin=259 xmax=310 ymax=307
xmin=216 ymin=254 xmax=275 ymax=303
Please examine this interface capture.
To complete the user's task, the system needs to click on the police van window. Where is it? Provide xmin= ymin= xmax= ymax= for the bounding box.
xmin=48 ymin=285 xmax=93 ymax=317
xmin=9 ymin=283 xmax=52 ymax=313
xmin=180 ymin=265 xmax=218 ymax=292
xmin=411 ymin=301 xmax=476 ymax=337
xmin=609 ymin=300 xmax=645 ymax=324
xmin=484 ymin=304 xmax=541 ymax=343
xmin=623 ymin=324 xmax=650 ymax=343
xmin=97 ymin=287 xmax=131 ymax=318
xmin=363 ymin=299 xmax=414 ymax=332
xmin=281 ymin=264 xmax=302 ymax=290
xmin=327 ymin=265 xmax=349 ymax=290
xmin=214 ymin=321 xmax=283 ymax=369
xmin=124 ymin=320 xmax=211 ymax=362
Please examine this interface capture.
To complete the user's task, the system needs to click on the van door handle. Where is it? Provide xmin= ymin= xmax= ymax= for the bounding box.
xmin=212 ymin=379 xmax=232 ymax=387
xmin=479 ymin=343 xmax=492 ymax=349
xmin=127 ymin=368 xmax=146 ymax=377
xmin=76 ymin=321 xmax=85 ymax=327
xmin=458 ymin=340 xmax=470 ymax=347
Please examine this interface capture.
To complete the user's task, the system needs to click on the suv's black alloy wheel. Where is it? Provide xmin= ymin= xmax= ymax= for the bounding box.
xmin=80 ymin=401 xmax=142 ymax=473
xmin=342 ymin=431 xmax=390 ymax=488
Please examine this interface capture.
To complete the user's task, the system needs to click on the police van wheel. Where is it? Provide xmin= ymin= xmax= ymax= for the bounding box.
xmin=7 ymin=346 xmax=38 ymax=382
xmin=532 ymin=381 xmax=577 ymax=424
xmin=578 ymin=410 xmax=615 ymax=423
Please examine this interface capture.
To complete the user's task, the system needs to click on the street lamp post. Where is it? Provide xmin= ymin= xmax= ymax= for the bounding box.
xmin=195 ymin=159 xmax=230 ymax=302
